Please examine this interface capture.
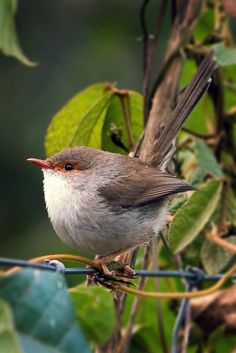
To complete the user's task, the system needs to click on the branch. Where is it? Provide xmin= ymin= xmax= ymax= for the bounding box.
xmin=139 ymin=0 xmax=204 ymax=166
xmin=205 ymin=231 xmax=236 ymax=254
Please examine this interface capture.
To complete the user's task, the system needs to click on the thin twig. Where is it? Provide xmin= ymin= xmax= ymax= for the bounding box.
xmin=205 ymin=231 xmax=236 ymax=254
xmin=181 ymin=127 xmax=215 ymax=140
xmin=140 ymin=0 xmax=149 ymax=75
xmin=117 ymin=246 xmax=151 ymax=353
xmin=172 ymin=282 xmax=192 ymax=353
xmin=141 ymin=0 xmax=168 ymax=125
xmin=119 ymin=95 xmax=135 ymax=150
xmin=219 ymin=180 xmax=229 ymax=234
xmin=140 ymin=0 xmax=150 ymax=125
xmin=139 ymin=0 xmax=204 ymax=166
xmin=181 ymin=303 xmax=192 ymax=353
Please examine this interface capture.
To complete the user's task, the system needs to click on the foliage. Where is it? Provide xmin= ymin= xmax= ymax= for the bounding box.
xmin=168 ymin=179 xmax=222 ymax=254
xmin=0 ymin=269 xmax=91 ymax=353
xmin=70 ymin=285 xmax=116 ymax=346
xmin=45 ymin=83 xmax=143 ymax=157
xmin=1 ymin=1 xmax=236 ymax=353
xmin=0 ymin=0 xmax=35 ymax=66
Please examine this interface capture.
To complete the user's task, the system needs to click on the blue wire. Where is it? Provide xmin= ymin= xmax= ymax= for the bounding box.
xmin=0 ymin=256 xmax=235 ymax=280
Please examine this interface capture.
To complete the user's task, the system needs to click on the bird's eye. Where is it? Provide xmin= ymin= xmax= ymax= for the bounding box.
xmin=64 ymin=163 xmax=74 ymax=171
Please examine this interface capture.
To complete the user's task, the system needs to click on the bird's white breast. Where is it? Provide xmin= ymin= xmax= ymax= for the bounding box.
xmin=43 ymin=170 xmax=88 ymax=248
xmin=42 ymin=169 xmax=168 ymax=256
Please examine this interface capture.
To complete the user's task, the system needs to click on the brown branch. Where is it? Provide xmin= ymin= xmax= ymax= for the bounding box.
xmin=181 ymin=127 xmax=215 ymax=140
xmin=219 ymin=180 xmax=229 ymax=234
xmin=119 ymin=95 xmax=135 ymax=150
xmin=140 ymin=0 xmax=151 ymax=125
xmin=141 ymin=0 xmax=168 ymax=126
xmin=205 ymin=231 xmax=236 ymax=254
xmin=181 ymin=304 xmax=192 ymax=353
xmin=139 ymin=0 xmax=204 ymax=166
xmin=140 ymin=0 xmax=150 ymax=75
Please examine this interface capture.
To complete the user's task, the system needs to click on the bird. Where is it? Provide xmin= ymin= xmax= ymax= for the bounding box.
xmin=27 ymin=53 xmax=216 ymax=270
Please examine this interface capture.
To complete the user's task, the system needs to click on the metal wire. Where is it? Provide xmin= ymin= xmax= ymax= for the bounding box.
xmin=171 ymin=282 xmax=193 ymax=353
xmin=0 ymin=256 xmax=234 ymax=353
xmin=0 ymin=256 xmax=236 ymax=281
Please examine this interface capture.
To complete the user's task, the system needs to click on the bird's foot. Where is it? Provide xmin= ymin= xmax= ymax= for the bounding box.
xmin=101 ymin=260 xmax=137 ymax=278
xmin=87 ymin=256 xmax=138 ymax=287
xmin=95 ymin=254 xmax=138 ymax=278
xmin=87 ymin=251 xmax=139 ymax=287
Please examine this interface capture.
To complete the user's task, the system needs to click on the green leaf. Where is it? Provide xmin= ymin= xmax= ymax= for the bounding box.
xmin=0 ymin=269 xmax=91 ymax=353
xmin=208 ymin=327 xmax=236 ymax=353
xmin=192 ymin=7 xmax=214 ymax=44
xmin=0 ymin=0 xmax=36 ymax=66
xmin=168 ymin=179 xmax=222 ymax=254
xmin=45 ymin=83 xmax=114 ymax=157
xmin=0 ymin=299 xmax=23 ymax=353
xmin=190 ymin=139 xmax=224 ymax=185
xmin=70 ymin=285 xmax=115 ymax=346
xmin=101 ymin=91 xmax=143 ymax=153
xmin=213 ymin=43 xmax=236 ymax=67
xmin=170 ymin=193 xmax=188 ymax=214
xmin=201 ymin=236 xmax=236 ymax=275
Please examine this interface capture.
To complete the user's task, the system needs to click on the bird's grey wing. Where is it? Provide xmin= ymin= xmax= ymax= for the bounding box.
xmin=99 ymin=166 xmax=194 ymax=208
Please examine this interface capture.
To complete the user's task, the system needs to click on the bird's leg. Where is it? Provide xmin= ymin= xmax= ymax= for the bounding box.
xmin=95 ymin=250 xmax=138 ymax=278
xmin=115 ymin=253 xmax=136 ymax=277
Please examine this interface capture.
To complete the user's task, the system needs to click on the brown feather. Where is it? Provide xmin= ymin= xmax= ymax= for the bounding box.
xmin=99 ymin=163 xmax=195 ymax=208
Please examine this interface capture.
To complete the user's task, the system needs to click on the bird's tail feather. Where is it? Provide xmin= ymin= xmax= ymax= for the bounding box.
xmin=156 ymin=51 xmax=216 ymax=168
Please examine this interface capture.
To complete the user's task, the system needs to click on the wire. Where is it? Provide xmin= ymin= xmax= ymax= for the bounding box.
xmin=1 ymin=256 xmax=236 ymax=281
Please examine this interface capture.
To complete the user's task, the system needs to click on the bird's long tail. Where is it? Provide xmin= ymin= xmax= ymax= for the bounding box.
xmin=156 ymin=52 xmax=217 ymax=169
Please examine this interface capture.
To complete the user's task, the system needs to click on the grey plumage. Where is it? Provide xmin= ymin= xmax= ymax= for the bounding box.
xmin=34 ymin=52 xmax=216 ymax=258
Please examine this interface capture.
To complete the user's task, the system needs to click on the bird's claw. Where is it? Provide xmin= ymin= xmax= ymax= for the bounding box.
xmin=87 ymin=260 xmax=139 ymax=287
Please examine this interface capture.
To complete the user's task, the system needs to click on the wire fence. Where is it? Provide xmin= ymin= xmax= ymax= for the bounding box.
xmin=0 ymin=256 xmax=235 ymax=353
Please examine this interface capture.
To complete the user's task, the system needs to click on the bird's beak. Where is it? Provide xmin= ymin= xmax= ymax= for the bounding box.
xmin=27 ymin=158 xmax=52 ymax=169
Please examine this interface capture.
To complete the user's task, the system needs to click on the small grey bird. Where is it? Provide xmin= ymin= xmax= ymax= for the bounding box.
xmin=28 ymin=53 xmax=216 ymax=265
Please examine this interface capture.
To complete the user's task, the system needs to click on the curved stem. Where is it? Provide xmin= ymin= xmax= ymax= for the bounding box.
xmin=113 ymin=263 xmax=236 ymax=300
xmin=4 ymin=253 xmax=99 ymax=276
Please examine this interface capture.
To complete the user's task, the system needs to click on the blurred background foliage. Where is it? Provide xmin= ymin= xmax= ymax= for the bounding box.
xmin=0 ymin=0 xmax=170 ymax=258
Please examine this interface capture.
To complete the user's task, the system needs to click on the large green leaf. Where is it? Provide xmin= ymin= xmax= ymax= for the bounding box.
xmin=0 ymin=0 xmax=35 ymax=66
xmin=70 ymin=285 xmax=115 ymax=346
xmin=101 ymin=91 xmax=143 ymax=154
xmin=0 ymin=299 xmax=23 ymax=353
xmin=201 ymin=236 xmax=236 ymax=275
xmin=0 ymin=269 xmax=91 ymax=353
xmin=168 ymin=179 xmax=222 ymax=254
xmin=45 ymin=83 xmax=115 ymax=157
xmin=213 ymin=43 xmax=236 ymax=67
